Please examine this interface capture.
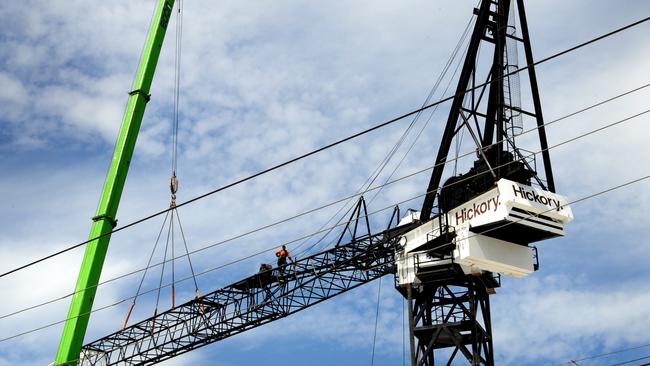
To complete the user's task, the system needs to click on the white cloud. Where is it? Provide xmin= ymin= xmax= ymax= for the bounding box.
xmin=493 ymin=275 xmax=650 ymax=365
xmin=1 ymin=0 xmax=650 ymax=365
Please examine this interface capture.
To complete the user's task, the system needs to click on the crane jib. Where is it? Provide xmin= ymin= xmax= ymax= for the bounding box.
xmin=79 ymin=223 xmax=413 ymax=365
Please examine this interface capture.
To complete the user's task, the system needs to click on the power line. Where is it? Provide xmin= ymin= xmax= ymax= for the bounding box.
xmin=2 ymin=170 xmax=648 ymax=344
xmin=613 ymin=356 xmax=650 ymax=366
xmin=0 ymin=103 xmax=650 ymax=328
xmin=36 ymin=104 xmax=646 ymax=324
xmin=2 ymin=97 xmax=648 ymax=322
xmin=2 ymin=15 xmax=648 ymax=279
xmin=557 ymin=343 xmax=650 ymax=365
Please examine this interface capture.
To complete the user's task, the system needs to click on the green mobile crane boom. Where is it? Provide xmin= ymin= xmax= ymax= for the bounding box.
xmin=55 ymin=0 xmax=175 ymax=364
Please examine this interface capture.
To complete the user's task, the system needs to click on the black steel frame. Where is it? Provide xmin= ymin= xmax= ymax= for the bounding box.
xmin=405 ymin=274 xmax=496 ymax=366
xmin=411 ymin=0 xmax=552 ymax=365
xmin=80 ymin=200 xmax=412 ymax=365
xmin=420 ymin=0 xmax=555 ymax=222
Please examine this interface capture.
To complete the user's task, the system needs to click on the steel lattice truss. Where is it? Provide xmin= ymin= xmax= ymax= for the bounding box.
xmin=81 ymin=204 xmax=411 ymax=366
xmin=407 ymin=277 xmax=495 ymax=366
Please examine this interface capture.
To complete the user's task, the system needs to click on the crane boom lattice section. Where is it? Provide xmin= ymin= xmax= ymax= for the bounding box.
xmin=81 ymin=218 xmax=412 ymax=365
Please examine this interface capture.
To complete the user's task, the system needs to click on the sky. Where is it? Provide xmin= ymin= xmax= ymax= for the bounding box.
xmin=0 ymin=0 xmax=649 ymax=365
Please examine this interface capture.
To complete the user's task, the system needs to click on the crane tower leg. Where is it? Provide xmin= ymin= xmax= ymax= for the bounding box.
xmin=404 ymin=276 xmax=495 ymax=366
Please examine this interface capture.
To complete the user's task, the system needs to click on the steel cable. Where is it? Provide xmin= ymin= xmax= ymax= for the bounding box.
xmin=1 ymin=98 xmax=648 ymax=322
xmin=556 ymin=343 xmax=650 ymax=365
xmin=3 ymin=109 xmax=650 ymax=340
xmin=2 ymin=170 xmax=649 ymax=343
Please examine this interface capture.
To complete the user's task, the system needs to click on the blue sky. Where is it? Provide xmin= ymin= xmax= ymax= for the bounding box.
xmin=1 ymin=0 xmax=650 ymax=365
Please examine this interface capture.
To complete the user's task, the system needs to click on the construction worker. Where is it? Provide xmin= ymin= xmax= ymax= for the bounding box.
xmin=275 ymin=245 xmax=292 ymax=270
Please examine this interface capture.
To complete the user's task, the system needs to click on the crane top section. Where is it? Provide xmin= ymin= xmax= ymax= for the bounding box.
xmin=403 ymin=178 xmax=572 ymax=254
xmin=396 ymin=179 xmax=572 ymax=285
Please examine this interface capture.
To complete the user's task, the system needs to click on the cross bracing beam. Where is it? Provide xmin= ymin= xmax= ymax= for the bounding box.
xmin=80 ymin=212 xmax=413 ymax=365
xmin=404 ymin=275 xmax=496 ymax=366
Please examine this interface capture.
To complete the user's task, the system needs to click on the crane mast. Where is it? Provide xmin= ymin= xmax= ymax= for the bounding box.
xmin=398 ymin=0 xmax=571 ymax=365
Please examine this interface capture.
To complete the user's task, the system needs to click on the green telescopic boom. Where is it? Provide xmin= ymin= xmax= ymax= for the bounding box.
xmin=55 ymin=0 xmax=175 ymax=364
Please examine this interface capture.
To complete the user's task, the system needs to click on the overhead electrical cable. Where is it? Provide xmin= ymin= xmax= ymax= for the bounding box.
xmin=1 ymin=15 xmax=648 ymax=279
xmin=556 ymin=343 xmax=650 ymax=366
xmin=2 ymin=98 xmax=649 ymax=322
xmin=6 ymin=105 xmax=650 ymax=325
xmin=2 ymin=170 xmax=649 ymax=343
xmin=612 ymin=356 xmax=650 ymax=366
xmin=2 ymin=106 xmax=648 ymax=332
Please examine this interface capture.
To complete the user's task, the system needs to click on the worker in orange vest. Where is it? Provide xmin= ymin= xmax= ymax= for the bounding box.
xmin=275 ymin=245 xmax=292 ymax=270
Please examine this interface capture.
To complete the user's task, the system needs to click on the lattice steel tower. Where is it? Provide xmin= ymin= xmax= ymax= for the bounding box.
xmin=397 ymin=0 xmax=563 ymax=364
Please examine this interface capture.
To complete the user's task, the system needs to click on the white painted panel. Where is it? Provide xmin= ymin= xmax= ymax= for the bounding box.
xmin=455 ymin=232 xmax=534 ymax=278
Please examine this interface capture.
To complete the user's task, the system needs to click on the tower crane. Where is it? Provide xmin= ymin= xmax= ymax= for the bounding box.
xmin=56 ymin=0 xmax=573 ymax=365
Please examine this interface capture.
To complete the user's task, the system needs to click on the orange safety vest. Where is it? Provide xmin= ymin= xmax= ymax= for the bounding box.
xmin=276 ymin=249 xmax=291 ymax=258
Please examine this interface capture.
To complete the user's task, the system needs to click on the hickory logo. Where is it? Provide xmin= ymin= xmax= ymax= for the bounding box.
xmin=511 ymin=185 xmax=562 ymax=210
xmin=454 ymin=195 xmax=500 ymax=225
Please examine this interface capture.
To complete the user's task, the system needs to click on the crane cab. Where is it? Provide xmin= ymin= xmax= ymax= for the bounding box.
xmin=396 ymin=178 xmax=573 ymax=286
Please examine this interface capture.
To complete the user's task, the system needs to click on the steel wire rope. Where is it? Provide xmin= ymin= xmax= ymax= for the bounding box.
xmin=153 ymin=211 xmax=173 ymax=317
xmin=3 ymin=14 xmax=648 ymax=279
xmin=120 ymin=210 xmax=170 ymax=330
xmin=6 ymin=138 xmax=650 ymax=343
xmin=3 ymin=167 xmax=649 ymax=344
xmin=294 ymin=10 xmax=476 ymax=258
xmin=366 ymin=20 xmax=472 ymax=208
xmin=129 ymin=0 xmax=200 ymax=323
xmin=4 ymin=106 xmax=650 ymax=338
xmin=171 ymin=0 xmax=182 ymax=177
xmin=2 ymin=90 xmax=648 ymax=322
xmin=175 ymin=209 xmax=201 ymax=295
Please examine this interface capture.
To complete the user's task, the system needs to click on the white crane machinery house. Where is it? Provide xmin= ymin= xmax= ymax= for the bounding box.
xmin=396 ymin=178 xmax=573 ymax=286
